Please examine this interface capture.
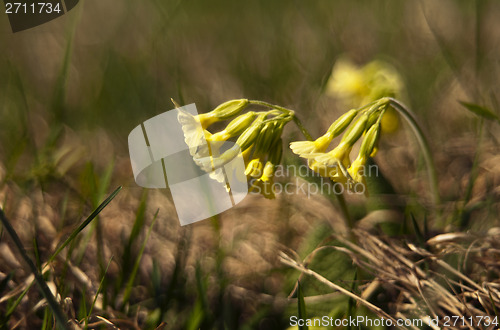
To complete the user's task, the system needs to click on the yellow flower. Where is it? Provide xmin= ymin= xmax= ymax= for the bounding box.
xmin=245 ymin=158 xmax=263 ymax=178
xmin=309 ymin=160 xmax=349 ymax=184
xmin=250 ymin=161 xmax=276 ymax=199
xmin=194 ymin=144 xmax=240 ymax=173
xmin=289 ymin=133 xmax=333 ymax=158
xmin=347 ymin=155 xmax=367 ymax=185
xmin=326 ymin=57 xmax=403 ymax=134
xmin=380 ymin=106 xmax=399 ymax=134
xmin=326 ymin=58 xmax=368 ymax=102
xmin=313 ymin=141 xmax=351 ymax=169
xmin=310 ymin=142 xmax=352 ymax=183
xmin=177 ymin=109 xmax=211 ymax=152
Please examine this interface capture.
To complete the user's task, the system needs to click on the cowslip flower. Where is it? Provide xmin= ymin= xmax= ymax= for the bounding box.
xmin=250 ymin=161 xmax=276 ymax=199
xmin=326 ymin=58 xmax=369 ymax=103
xmin=177 ymin=109 xmax=214 ymax=155
xmin=347 ymin=121 xmax=381 ymax=189
xmin=307 ymin=112 xmax=369 ymax=181
xmin=289 ymin=109 xmax=359 ymax=160
xmin=177 ymin=100 xmax=250 ymax=154
xmin=193 ymin=114 xmax=265 ymax=173
xmin=326 ymin=57 xmax=403 ymax=134
xmin=245 ymin=158 xmax=263 ymax=178
xmin=289 ymin=133 xmax=333 ymax=159
xmin=250 ymin=138 xmax=283 ymax=199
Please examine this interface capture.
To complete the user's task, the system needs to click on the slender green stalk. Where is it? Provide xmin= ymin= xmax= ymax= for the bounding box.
xmin=248 ymin=100 xmax=294 ymax=115
xmin=292 ymin=116 xmax=313 ymax=141
xmin=387 ymin=98 xmax=441 ymax=209
xmin=121 ymin=209 xmax=159 ymax=308
xmin=48 ymin=186 xmax=122 ymax=264
xmin=249 ymin=100 xmax=314 ymax=139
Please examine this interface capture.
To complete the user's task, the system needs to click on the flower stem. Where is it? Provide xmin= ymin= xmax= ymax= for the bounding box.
xmin=387 ymin=98 xmax=441 ymax=210
xmin=249 ymin=100 xmax=312 ymax=140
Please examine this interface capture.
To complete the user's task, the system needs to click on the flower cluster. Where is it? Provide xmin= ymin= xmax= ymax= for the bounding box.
xmin=290 ymin=98 xmax=389 ymax=192
xmin=177 ymin=99 xmax=291 ymax=198
xmin=326 ymin=57 xmax=404 ymax=133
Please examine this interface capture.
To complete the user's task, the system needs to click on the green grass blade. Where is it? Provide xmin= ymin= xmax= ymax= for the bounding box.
xmin=48 ymin=186 xmax=122 ymax=264
xmin=122 ymin=189 xmax=148 ymax=278
xmin=459 ymin=101 xmax=499 ymax=122
xmin=297 ymin=281 xmax=308 ymax=330
xmin=122 ymin=209 xmax=159 ymax=308
xmin=87 ymin=256 xmax=113 ymax=325
xmin=0 ymin=208 xmax=69 ymax=329
xmin=410 ymin=213 xmax=424 ymax=245
xmin=4 ymin=280 xmax=35 ymax=320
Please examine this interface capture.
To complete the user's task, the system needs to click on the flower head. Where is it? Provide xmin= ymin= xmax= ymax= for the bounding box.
xmin=194 ymin=144 xmax=240 ymax=173
xmin=289 ymin=133 xmax=333 ymax=158
xmin=245 ymin=158 xmax=263 ymax=178
xmin=312 ymin=142 xmax=352 ymax=181
xmin=347 ymin=155 xmax=367 ymax=186
xmin=250 ymin=161 xmax=276 ymax=199
xmin=177 ymin=109 xmax=213 ymax=154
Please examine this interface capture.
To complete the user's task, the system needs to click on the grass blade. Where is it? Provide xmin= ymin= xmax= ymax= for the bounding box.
xmin=48 ymin=186 xmax=122 ymax=264
xmin=86 ymin=256 xmax=113 ymax=328
xmin=459 ymin=101 xmax=499 ymax=122
xmin=297 ymin=281 xmax=308 ymax=330
xmin=122 ymin=209 xmax=159 ymax=308
xmin=0 ymin=208 xmax=68 ymax=329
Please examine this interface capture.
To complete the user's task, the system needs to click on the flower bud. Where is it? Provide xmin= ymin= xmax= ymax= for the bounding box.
xmin=261 ymin=161 xmax=275 ymax=181
xmin=254 ymin=121 xmax=276 ymax=156
xmin=212 ymin=99 xmax=249 ymax=120
xmin=235 ymin=114 xmax=266 ymax=151
xmin=245 ymin=158 xmax=263 ymax=178
xmin=268 ymin=138 xmax=283 ymax=165
xmin=225 ymin=111 xmax=257 ymax=136
xmin=359 ymin=122 xmax=381 ymax=158
xmin=366 ymin=109 xmax=381 ymax=129
xmin=327 ymin=109 xmax=358 ymax=137
xmin=340 ymin=113 xmax=369 ymax=146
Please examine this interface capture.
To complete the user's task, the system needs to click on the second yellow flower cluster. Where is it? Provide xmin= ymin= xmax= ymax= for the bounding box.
xmin=290 ymin=98 xmax=389 ymax=190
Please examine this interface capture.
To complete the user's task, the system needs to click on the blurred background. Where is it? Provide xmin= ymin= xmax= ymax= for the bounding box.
xmin=1 ymin=0 xmax=500 ymax=329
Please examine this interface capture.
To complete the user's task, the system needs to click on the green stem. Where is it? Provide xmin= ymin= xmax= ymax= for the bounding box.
xmin=387 ymin=98 xmax=441 ymax=210
xmin=249 ymin=100 xmax=294 ymax=114
xmin=292 ymin=116 xmax=313 ymax=141
xmin=249 ymin=100 xmax=312 ymax=140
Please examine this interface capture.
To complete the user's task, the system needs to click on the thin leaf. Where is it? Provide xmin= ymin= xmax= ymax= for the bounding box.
xmin=48 ymin=186 xmax=122 ymax=264
xmin=297 ymin=281 xmax=308 ymax=330
xmin=0 ymin=208 xmax=68 ymax=329
xmin=87 ymin=256 xmax=113 ymax=326
xmin=459 ymin=101 xmax=499 ymax=122
xmin=122 ymin=209 xmax=159 ymax=308
xmin=410 ymin=213 xmax=424 ymax=245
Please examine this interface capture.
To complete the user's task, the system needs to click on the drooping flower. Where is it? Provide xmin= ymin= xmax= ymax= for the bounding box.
xmin=245 ymin=158 xmax=263 ymax=178
xmin=177 ymin=109 xmax=214 ymax=155
xmin=312 ymin=142 xmax=352 ymax=181
xmin=289 ymin=133 xmax=333 ymax=158
xmin=250 ymin=161 xmax=276 ymax=199
xmin=194 ymin=144 xmax=240 ymax=173
xmin=346 ymin=120 xmax=381 ymax=187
